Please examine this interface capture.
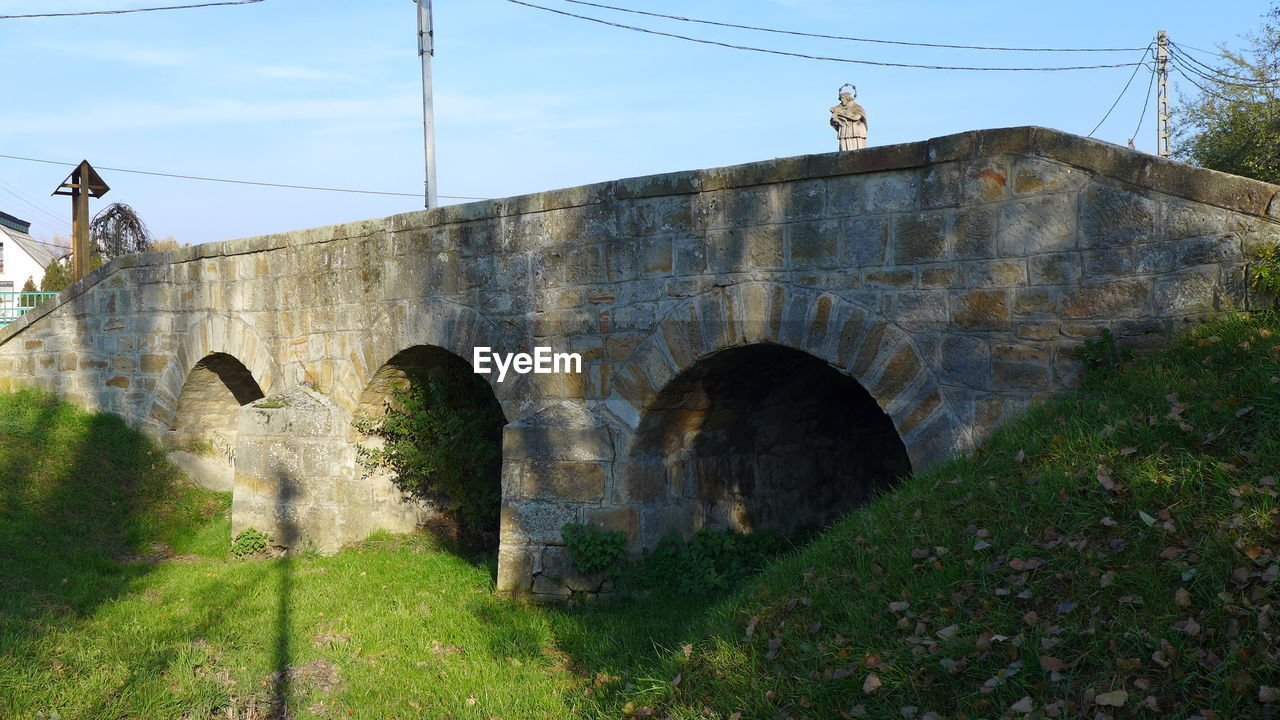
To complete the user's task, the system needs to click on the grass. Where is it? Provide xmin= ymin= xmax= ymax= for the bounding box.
xmin=614 ymin=313 xmax=1280 ymax=719
xmin=1 ymin=313 xmax=1278 ymax=719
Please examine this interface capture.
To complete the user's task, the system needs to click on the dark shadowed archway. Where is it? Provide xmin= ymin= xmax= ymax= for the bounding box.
xmin=166 ymin=352 xmax=265 ymax=490
xmin=170 ymin=353 xmax=264 ymax=453
xmin=630 ymin=344 xmax=910 ymax=542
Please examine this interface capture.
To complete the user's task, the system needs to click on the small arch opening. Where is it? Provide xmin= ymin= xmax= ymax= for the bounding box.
xmin=167 ymin=352 xmax=265 ymax=490
xmin=630 ymin=344 xmax=910 ymax=544
xmin=354 ymin=345 xmax=506 ymax=549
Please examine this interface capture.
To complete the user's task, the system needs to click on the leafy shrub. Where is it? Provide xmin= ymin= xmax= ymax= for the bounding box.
xmin=355 ymin=375 xmax=504 ymax=535
xmin=563 ymin=523 xmax=786 ymax=595
xmin=633 ymin=529 xmax=785 ymax=595
xmin=562 ymin=522 xmax=627 ymax=578
xmin=231 ymin=528 xmax=270 ymax=557
xmin=1251 ymin=242 xmax=1280 ymax=300
xmin=1074 ymin=328 xmax=1133 ymax=382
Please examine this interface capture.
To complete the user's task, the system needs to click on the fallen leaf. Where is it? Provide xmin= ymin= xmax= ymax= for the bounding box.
xmin=1096 ymin=689 xmax=1128 ymax=706
xmin=1010 ymin=696 xmax=1033 ymax=713
xmin=1260 ymin=686 xmax=1279 ymax=703
xmin=863 ymin=674 xmax=882 ymax=694
xmin=1040 ymin=655 xmax=1066 ymax=672
xmin=1174 ymin=618 xmax=1201 ymax=635
xmin=1100 ymin=571 xmax=1115 ymax=588
xmin=1139 ymin=510 xmax=1157 ymax=526
xmin=1175 ymin=588 xmax=1191 ymax=606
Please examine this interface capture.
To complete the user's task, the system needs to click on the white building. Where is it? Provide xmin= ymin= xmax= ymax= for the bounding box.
xmin=0 ymin=210 xmax=70 ymax=294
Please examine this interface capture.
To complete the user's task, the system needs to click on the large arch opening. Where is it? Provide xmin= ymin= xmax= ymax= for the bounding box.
xmin=630 ymin=344 xmax=911 ymax=542
xmin=167 ymin=352 xmax=265 ymax=491
xmin=354 ymin=345 xmax=507 ymax=549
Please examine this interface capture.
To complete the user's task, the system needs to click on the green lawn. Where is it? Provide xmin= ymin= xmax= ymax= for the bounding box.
xmin=2 ymin=313 xmax=1278 ymax=719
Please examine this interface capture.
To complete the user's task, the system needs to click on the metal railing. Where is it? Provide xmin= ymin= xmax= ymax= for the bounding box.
xmin=0 ymin=291 xmax=60 ymax=327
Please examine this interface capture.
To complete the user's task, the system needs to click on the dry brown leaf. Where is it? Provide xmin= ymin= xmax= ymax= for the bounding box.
xmin=1039 ymin=655 xmax=1066 ymax=672
xmin=1095 ymin=689 xmax=1128 ymax=706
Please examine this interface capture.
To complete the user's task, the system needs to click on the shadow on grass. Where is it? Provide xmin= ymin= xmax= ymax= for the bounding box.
xmin=0 ymin=390 xmax=252 ymax=716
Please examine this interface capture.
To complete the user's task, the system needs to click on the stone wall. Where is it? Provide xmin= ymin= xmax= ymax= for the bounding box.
xmin=1 ymin=126 xmax=1277 ymax=599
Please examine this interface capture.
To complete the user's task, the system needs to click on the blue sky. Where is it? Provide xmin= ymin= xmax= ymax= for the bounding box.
xmin=0 ymin=0 xmax=1270 ymax=246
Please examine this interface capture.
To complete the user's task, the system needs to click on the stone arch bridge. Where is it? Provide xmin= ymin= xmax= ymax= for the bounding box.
xmin=2 ymin=126 xmax=1277 ymax=598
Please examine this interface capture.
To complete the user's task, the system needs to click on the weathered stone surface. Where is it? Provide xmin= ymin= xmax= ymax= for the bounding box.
xmin=1080 ymin=183 xmax=1155 ymax=247
xmin=894 ymin=212 xmax=950 ymax=264
xmin=1 ymin=125 xmax=1276 ymax=600
xmin=1154 ymin=267 xmax=1221 ymax=315
xmin=1028 ymin=253 xmax=1082 ymax=286
xmin=998 ymin=194 xmax=1076 ymax=256
xmin=521 ymin=461 xmax=607 ymax=502
xmin=789 ymin=220 xmax=840 ymax=269
xmin=953 ymin=290 xmax=1010 ymax=330
xmin=1058 ymin=278 xmax=1150 ymax=318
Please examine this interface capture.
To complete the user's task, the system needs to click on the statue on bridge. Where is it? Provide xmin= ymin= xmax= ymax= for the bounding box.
xmin=830 ymin=84 xmax=867 ymax=151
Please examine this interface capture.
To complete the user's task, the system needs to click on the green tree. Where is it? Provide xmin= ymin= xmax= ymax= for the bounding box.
xmin=19 ymin=277 xmax=38 ymax=307
xmin=39 ymin=259 xmax=71 ymax=293
xmin=1173 ymin=4 xmax=1280 ymax=183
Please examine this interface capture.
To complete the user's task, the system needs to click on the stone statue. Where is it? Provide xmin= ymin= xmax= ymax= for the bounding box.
xmin=829 ymin=85 xmax=867 ymax=151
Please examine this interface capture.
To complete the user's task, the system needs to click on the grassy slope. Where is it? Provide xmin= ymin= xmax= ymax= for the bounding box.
xmin=0 ymin=391 xmax=702 ymax=719
xmin=606 ymin=314 xmax=1280 ymax=719
xmin=1 ymin=314 xmax=1277 ymax=719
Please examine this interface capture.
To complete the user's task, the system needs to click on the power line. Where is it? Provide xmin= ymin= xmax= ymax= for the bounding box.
xmin=1170 ymin=64 xmax=1243 ymax=105
xmin=1173 ymin=42 xmax=1229 ymax=60
xmin=1130 ymin=61 xmax=1157 ymax=146
xmin=506 ymin=0 xmax=1147 ymax=71
xmin=558 ymin=0 xmax=1146 ymax=53
xmin=0 ymin=180 xmax=72 ymax=231
xmin=1167 ymin=43 xmax=1280 ymax=88
xmin=0 ymin=153 xmax=488 ymax=200
xmin=6 ymin=233 xmax=72 ymax=252
xmin=1087 ymin=46 xmax=1155 ymax=137
xmin=0 ymin=0 xmax=265 ymax=20
xmin=1171 ymin=55 xmax=1278 ymax=94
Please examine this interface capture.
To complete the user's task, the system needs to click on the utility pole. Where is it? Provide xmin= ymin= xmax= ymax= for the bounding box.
xmin=417 ymin=0 xmax=438 ymax=209
xmin=52 ymin=161 xmax=109 ymax=284
xmin=1157 ymin=29 xmax=1170 ymax=158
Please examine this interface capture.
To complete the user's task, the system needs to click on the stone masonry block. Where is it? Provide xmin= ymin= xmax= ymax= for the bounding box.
xmin=1153 ymin=266 xmax=1220 ymax=316
xmin=864 ymin=171 xmax=921 ymax=213
xmin=940 ymin=334 xmax=990 ymax=387
xmin=1080 ymin=183 xmax=1155 ymax=247
xmin=520 ymin=460 xmax=607 ymax=502
xmin=1058 ymin=278 xmax=1150 ymax=318
xmin=962 ymin=159 xmax=1009 ymax=203
xmin=788 ymin=220 xmax=840 ymax=270
xmin=501 ymin=501 xmax=580 ymax=545
xmin=843 ymin=217 xmax=889 ymax=267
xmin=1028 ymin=252 xmax=1082 ymax=286
xmin=952 ymin=289 xmax=1011 ymax=331
xmin=894 ymin=212 xmax=950 ymax=264
xmin=998 ymin=194 xmax=1076 ymax=256
xmin=954 ymin=207 xmax=997 ymax=260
